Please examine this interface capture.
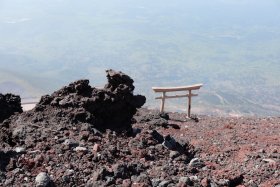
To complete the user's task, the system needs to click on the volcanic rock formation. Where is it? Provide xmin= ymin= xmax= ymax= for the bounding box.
xmin=0 ymin=93 xmax=22 ymax=123
xmin=34 ymin=69 xmax=146 ymax=131
xmin=0 ymin=69 xmax=146 ymax=147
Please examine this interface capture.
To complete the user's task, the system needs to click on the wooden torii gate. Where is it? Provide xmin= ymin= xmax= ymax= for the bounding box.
xmin=152 ymin=84 xmax=203 ymax=117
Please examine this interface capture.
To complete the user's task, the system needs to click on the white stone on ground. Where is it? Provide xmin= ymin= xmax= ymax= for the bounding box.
xmin=35 ymin=172 xmax=51 ymax=187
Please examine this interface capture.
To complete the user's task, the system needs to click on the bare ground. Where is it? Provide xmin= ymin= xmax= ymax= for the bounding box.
xmin=143 ymin=110 xmax=280 ymax=186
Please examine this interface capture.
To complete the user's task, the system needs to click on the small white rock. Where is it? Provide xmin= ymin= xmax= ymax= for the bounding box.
xmin=15 ymin=147 xmax=26 ymax=153
xmin=63 ymin=139 xmax=78 ymax=147
xmin=189 ymin=175 xmax=198 ymax=182
xmin=263 ymin=158 xmax=276 ymax=164
xmin=189 ymin=158 xmax=204 ymax=168
xmin=66 ymin=169 xmax=75 ymax=175
xmin=74 ymin=146 xmax=87 ymax=152
xmin=35 ymin=172 xmax=51 ymax=187
xmin=189 ymin=158 xmax=199 ymax=164
xmin=28 ymin=150 xmax=41 ymax=154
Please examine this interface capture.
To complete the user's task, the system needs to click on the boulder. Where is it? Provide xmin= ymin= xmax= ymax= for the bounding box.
xmin=0 ymin=93 xmax=22 ymax=123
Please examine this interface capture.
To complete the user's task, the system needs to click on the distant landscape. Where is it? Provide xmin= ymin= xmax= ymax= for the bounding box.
xmin=0 ymin=0 xmax=279 ymax=116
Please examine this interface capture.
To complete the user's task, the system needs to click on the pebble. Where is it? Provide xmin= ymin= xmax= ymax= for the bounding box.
xmin=105 ymin=176 xmax=115 ymax=185
xmin=133 ymin=128 xmax=142 ymax=135
xmin=189 ymin=175 xmax=198 ymax=182
xmin=217 ymin=179 xmax=230 ymax=186
xmin=258 ymin=149 xmax=265 ymax=153
xmin=189 ymin=158 xmax=205 ymax=168
xmin=35 ymin=172 xmax=51 ymax=187
xmin=12 ymin=168 xmax=20 ymax=174
xmin=15 ymin=147 xmax=26 ymax=153
xmin=178 ymin=176 xmax=191 ymax=186
xmin=200 ymin=178 xmax=210 ymax=187
xmin=65 ymin=169 xmax=75 ymax=175
xmin=158 ymin=180 xmax=170 ymax=187
xmin=4 ymin=178 xmax=13 ymax=185
xmin=63 ymin=139 xmax=79 ymax=147
xmin=93 ymin=143 xmax=100 ymax=152
xmin=28 ymin=150 xmax=41 ymax=154
xmin=262 ymin=158 xmax=276 ymax=164
xmin=135 ymin=173 xmax=151 ymax=185
xmin=151 ymin=178 xmax=161 ymax=187
xmin=12 ymin=125 xmax=26 ymax=137
xmin=272 ymin=148 xmax=278 ymax=153
xmin=169 ymin=151 xmax=180 ymax=159
xmin=80 ymin=131 xmax=90 ymax=140
xmin=122 ymin=179 xmax=132 ymax=187
xmin=74 ymin=146 xmax=87 ymax=152
xmin=62 ymin=175 xmax=70 ymax=183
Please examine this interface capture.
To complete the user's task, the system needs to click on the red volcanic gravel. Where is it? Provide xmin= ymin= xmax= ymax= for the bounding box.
xmin=145 ymin=110 xmax=280 ymax=187
xmin=0 ymin=108 xmax=278 ymax=186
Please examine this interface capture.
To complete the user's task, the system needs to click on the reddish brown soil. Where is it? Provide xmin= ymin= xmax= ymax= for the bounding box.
xmin=148 ymin=111 xmax=280 ymax=187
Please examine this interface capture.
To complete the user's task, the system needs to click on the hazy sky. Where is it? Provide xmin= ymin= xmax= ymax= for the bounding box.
xmin=0 ymin=0 xmax=279 ymax=115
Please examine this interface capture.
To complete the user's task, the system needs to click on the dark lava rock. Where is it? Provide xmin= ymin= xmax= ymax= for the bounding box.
xmin=34 ymin=69 xmax=146 ymax=131
xmin=0 ymin=93 xmax=22 ymax=123
xmin=113 ymin=163 xmax=145 ymax=179
xmin=135 ymin=109 xmax=169 ymax=127
xmin=0 ymin=69 xmax=146 ymax=147
xmin=0 ymin=151 xmax=18 ymax=171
